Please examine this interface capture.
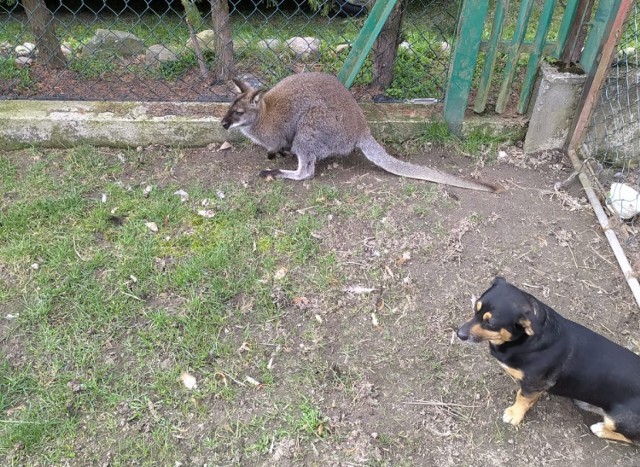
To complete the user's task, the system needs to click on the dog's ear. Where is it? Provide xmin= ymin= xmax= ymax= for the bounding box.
xmin=492 ymin=276 xmax=507 ymax=286
xmin=517 ymin=300 xmax=544 ymax=336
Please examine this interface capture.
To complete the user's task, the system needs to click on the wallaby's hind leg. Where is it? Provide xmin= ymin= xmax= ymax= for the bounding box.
xmin=260 ymin=153 xmax=316 ymax=180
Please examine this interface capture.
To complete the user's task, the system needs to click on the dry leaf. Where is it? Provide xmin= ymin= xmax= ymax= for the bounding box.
xmin=292 ymin=296 xmax=310 ymax=309
xmin=219 ymin=141 xmax=232 ymax=151
xmin=245 ymin=376 xmax=260 ymax=386
xmin=174 ymin=189 xmax=189 ymax=202
xmin=145 ymin=222 xmax=159 ymax=233
xmin=143 ymin=185 xmax=153 ymax=197
xmin=180 ymin=371 xmax=197 ymax=390
xmin=396 ymin=251 xmax=411 ymax=266
xmin=371 ymin=313 xmax=379 ymax=327
xmin=197 ymin=209 xmax=216 ymax=218
xmin=274 ymin=268 xmax=287 ymax=280
xmin=343 ymin=285 xmax=376 ymax=294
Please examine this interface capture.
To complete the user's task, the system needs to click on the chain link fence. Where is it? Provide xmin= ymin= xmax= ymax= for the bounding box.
xmin=0 ymin=0 xmax=459 ymax=102
xmin=580 ymin=3 xmax=640 ymax=264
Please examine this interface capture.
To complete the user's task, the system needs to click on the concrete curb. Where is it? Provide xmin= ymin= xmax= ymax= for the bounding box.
xmin=0 ymin=100 xmax=527 ymax=150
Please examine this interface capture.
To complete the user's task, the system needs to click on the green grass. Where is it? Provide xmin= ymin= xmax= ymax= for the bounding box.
xmin=0 ymin=146 xmax=345 ymax=463
xmin=419 ymin=119 xmax=515 ymax=161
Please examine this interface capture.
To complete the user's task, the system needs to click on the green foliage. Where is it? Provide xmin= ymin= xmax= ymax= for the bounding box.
xmin=67 ymin=55 xmax=117 ymax=79
xmin=153 ymin=51 xmax=198 ymax=80
xmin=0 ymin=57 xmax=33 ymax=90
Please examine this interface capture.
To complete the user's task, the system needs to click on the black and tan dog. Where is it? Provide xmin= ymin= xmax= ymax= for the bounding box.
xmin=457 ymin=277 xmax=640 ymax=444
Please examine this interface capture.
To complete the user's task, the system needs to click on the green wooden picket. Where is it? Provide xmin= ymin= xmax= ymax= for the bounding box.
xmin=474 ymin=0 xmax=510 ymax=114
xmin=337 ymin=0 xmax=399 ymax=88
xmin=581 ymin=0 xmax=622 ymax=73
xmin=517 ymin=0 xmax=557 ymax=113
xmin=443 ymin=0 xmax=490 ymax=134
xmin=494 ymin=0 xmax=535 ymax=114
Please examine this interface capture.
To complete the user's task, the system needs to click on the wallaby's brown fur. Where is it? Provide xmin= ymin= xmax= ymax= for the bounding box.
xmin=221 ymin=72 xmax=502 ymax=192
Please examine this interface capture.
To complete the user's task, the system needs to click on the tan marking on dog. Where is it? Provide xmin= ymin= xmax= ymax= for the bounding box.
xmin=469 ymin=324 xmax=513 ymax=345
xmin=502 ymin=389 xmax=542 ymax=426
xmin=518 ymin=317 xmax=535 ymax=336
xmin=475 ymin=300 xmax=482 ymax=312
xmin=590 ymin=417 xmax=635 ymax=444
xmin=482 ymin=312 xmax=492 ymax=321
xmin=498 ymin=362 xmax=524 ymax=381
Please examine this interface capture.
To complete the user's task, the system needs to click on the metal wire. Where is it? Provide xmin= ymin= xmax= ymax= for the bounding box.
xmin=0 ymin=0 xmax=459 ymax=102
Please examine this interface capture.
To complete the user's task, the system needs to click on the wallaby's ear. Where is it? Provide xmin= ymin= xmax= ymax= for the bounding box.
xmin=250 ymin=89 xmax=267 ymax=106
xmin=231 ymin=78 xmax=249 ymax=94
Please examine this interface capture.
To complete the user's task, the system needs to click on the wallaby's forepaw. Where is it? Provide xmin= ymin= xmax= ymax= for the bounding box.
xmin=260 ymin=169 xmax=281 ymax=179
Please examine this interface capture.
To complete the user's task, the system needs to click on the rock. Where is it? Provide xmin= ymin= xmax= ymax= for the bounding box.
xmin=257 ymin=38 xmax=281 ymax=52
xmin=0 ymin=42 xmax=12 ymax=58
xmin=399 ymin=41 xmax=411 ymax=50
xmin=186 ymin=30 xmax=216 ymax=52
xmin=15 ymin=43 xmax=36 ymax=57
xmin=81 ymin=29 xmax=145 ymax=58
xmin=285 ymin=36 xmax=321 ymax=58
xmin=61 ymin=42 xmax=73 ymax=57
xmin=335 ymin=43 xmax=350 ymax=53
xmin=15 ymin=56 xmax=33 ymax=67
xmin=441 ymin=41 xmax=451 ymax=53
xmin=145 ymin=45 xmax=178 ymax=65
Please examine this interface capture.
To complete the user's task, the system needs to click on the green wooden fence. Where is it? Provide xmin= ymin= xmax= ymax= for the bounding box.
xmin=338 ymin=0 xmax=625 ymax=134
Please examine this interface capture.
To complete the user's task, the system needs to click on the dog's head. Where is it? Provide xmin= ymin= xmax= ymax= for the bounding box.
xmin=457 ymin=277 xmax=545 ymax=346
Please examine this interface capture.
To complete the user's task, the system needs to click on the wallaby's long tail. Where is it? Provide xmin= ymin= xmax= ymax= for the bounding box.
xmin=358 ymin=135 xmax=502 ymax=193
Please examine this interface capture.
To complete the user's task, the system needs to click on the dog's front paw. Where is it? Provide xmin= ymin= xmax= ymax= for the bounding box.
xmin=502 ymin=405 xmax=525 ymax=426
xmin=590 ymin=422 xmax=605 ymax=438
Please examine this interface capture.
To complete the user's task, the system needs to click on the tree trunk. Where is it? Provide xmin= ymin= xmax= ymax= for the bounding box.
xmin=372 ymin=0 xmax=408 ymax=88
xmin=22 ymin=0 xmax=66 ymax=69
xmin=210 ymin=0 xmax=234 ymax=81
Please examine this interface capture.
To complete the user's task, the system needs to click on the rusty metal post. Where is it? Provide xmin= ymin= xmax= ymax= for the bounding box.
xmin=567 ymin=0 xmax=634 ymax=152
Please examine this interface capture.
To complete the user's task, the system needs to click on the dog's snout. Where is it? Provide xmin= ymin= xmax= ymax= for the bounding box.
xmin=456 ymin=321 xmax=473 ymax=341
xmin=457 ymin=327 xmax=469 ymax=341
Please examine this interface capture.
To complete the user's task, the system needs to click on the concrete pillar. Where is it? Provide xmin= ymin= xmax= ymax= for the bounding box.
xmin=524 ymin=62 xmax=586 ymax=155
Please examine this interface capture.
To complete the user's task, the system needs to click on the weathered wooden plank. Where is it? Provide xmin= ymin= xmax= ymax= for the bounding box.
xmin=444 ymin=0 xmax=490 ymax=133
xmin=517 ymin=0 xmax=557 ymax=113
xmin=581 ymin=0 xmax=622 ymax=73
xmin=495 ymin=0 xmax=535 ymax=113
xmin=474 ymin=0 xmax=510 ymax=114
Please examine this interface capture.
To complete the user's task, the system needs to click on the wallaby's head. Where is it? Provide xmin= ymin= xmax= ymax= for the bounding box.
xmin=221 ymin=78 xmax=267 ymax=130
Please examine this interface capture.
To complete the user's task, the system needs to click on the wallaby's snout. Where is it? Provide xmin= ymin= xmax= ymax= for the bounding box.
xmin=221 ymin=117 xmax=231 ymax=130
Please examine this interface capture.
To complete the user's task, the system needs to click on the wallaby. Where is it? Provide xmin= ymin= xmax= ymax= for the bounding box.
xmin=221 ymin=72 xmax=501 ymax=192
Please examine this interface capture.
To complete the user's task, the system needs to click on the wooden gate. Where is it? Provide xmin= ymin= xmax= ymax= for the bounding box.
xmin=338 ymin=0 xmax=625 ymax=133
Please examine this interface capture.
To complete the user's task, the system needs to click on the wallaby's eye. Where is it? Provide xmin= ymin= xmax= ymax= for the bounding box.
xmin=234 ymin=110 xmax=244 ymax=115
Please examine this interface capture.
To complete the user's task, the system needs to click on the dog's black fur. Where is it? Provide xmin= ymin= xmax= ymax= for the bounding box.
xmin=457 ymin=277 xmax=640 ymax=444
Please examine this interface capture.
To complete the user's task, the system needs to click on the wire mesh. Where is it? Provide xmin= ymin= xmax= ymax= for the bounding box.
xmin=580 ymin=3 xmax=640 ymax=261
xmin=0 ymin=0 xmax=459 ymax=102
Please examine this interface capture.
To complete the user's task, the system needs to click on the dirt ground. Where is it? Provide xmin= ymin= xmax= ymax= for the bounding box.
xmin=114 ymin=142 xmax=640 ymax=466
xmin=3 ymin=140 xmax=640 ymax=466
